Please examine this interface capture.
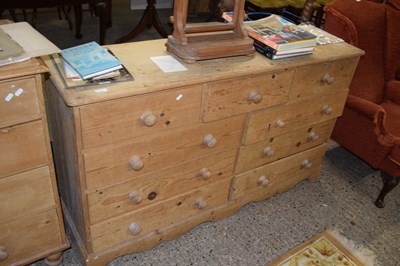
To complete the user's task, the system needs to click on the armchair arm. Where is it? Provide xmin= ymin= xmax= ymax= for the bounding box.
xmin=385 ymin=80 xmax=400 ymax=104
xmin=345 ymin=94 xmax=385 ymax=119
xmin=345 ymin=94 xmax=395 ymax=145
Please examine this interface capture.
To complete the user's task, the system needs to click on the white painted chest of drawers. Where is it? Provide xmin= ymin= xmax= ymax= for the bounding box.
xmin=44 ymin=39 xmax=363 ymax=265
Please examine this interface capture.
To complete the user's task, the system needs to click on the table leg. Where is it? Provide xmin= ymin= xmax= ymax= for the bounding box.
xmin=115 ymin=0 xmax=168 ymax=43
xmin=96 ymin=2 xmax=107 ymax=44
xmin=73 ymin=4 xmax=83 ymax=39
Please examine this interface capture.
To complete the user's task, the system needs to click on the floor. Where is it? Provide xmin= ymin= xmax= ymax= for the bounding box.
xmin=2 ymin=1 xmax=399 ymax=265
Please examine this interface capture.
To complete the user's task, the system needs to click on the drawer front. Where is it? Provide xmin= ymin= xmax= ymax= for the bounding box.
xmin=87 ymin=149 xmax=236 ymax=224
xmin=90 ymin=178 xmax=231 ymax=252
xmin=80 ymin=85 xmax=203 ymax=149
xmin=0 ymin=77 xmax=41 ymax=128
xmin=0 ymin=120 xmax=48 ymax=178
xmin=0 ymin=209 xmax=63 ymax=266
xmin=236 ymin=120 xmax=335 ymax=174
xmin=0 ymin=166 xmax=55 ymax=222
xmin=243 ymin=89 xmax=348 ymax=145
xmin=84 ymin=115 xmax=245 ymax=190
xmin=290 ymin=57 xmax=358 ymax=100
xmin=230 ymin=144 xmax=328 ymax=201
xmin=202 ymin=70 xmax=293 ymax=122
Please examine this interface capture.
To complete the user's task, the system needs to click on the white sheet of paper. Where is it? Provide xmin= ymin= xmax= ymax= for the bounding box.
xmin=150 ymin=55 xmax=187 ymax=73
xmin=0 ymin=22 xmax=60 ymax=57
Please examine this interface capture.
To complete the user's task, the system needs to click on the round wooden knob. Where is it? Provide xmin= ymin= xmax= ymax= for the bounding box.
xmin=263 ymin=146 xmax=275 ymax=157
xmin=140 ymin=111 xmax=157 ymax=127
xmin=129 ymin=156 xmax=144 ymax=171
xmin=258 ymin=175 xmax=269 ymax=187
xmin=129 ymin=191 xmax=143 ymax=205
xmin=248 ymin=91 xmax=263 ymax=104
xmin=0 ymin=246 xmax=8 ymax=261
xmin=198 ymin=168 xmax=211 ymax=180
xmin=302 ymin=159 xmax=312 ymax=169
xmin=321 ymin=73 xmax=334 ymax=84
xmin=203 ymin=134 xmax=217 ymax=148
xmin=129 ymin=223 xmax=142 ymax=236
xmin=321 ymin=104 xmax=332 ymax=115
xmin=276 ymin=120 xmax=285 ymax=128
xmin=308 ymin=132 xmax=319 ymax=142
xmin=196 ymin=198 xmax=207 ymax=209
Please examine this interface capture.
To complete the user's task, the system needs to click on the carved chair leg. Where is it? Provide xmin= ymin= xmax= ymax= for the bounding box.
xmin=375 ymin=171 xmax=400 ymax=208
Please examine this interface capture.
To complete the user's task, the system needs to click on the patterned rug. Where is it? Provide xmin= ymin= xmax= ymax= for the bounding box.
xmin=269 ymin=229 xmax=376 ymax=266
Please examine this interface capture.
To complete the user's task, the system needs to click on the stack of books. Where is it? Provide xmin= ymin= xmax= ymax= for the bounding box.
xmin=223 ymin=13 xmax=317 ymax=60
xmin=60 ymin=41 xmax=123 ymax=81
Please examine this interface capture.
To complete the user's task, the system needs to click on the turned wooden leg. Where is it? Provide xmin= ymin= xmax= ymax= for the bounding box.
xmin=44 ymin=252 xmax=63 ymax=266
xmin=375 ymin=171 xmax=400 ymax=208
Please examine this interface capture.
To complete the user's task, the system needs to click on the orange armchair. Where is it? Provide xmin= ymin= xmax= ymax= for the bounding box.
xmin=324 ymin=0 xmax=400 ymax=207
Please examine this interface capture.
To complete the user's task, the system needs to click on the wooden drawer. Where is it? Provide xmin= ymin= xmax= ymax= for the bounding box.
xmin=0 ymin=166 xmax=55 ymax=222
xmin=84 ymin=115 xmax=245 ymax=190
xmin=0 ymin=77 xmax=41 ymax=128
xmin=243 ymin=89 xmax=348 ymax=145
xmin=90 ymin=178 xmax=231 ymax=252
xmin=87 ymin=149 xmax=236 ymax=224
xmin=0 ymin=209 xmax=63 ymax=266
xmin=0 ymin=120 xmax=48 ymax=178
xmin=290 ymin=57 xmax=358 ymax=100
xmin=80 ymin=85 xmax=202 ymax=149
xmin=236 ymin=120 xmax=335 ymax=174
xmin=230 ymin=144 xmax=327 ymax=201
xmin=202 ymin=70 xmax=293 ymax=122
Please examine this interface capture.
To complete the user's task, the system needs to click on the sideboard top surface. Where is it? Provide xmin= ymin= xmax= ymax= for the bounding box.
xmin=44 ymin=39 xmax=364 ymax=107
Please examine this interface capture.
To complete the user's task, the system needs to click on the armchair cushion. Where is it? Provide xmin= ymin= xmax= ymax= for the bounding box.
xmin=385 ymin=80 xmax=400 ymax=104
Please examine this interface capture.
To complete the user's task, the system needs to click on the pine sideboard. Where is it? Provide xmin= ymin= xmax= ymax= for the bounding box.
xmin=0 ymin=58 xmax=69 ymax=265
xmin=44 ymin=39 xmax=363 ymax=265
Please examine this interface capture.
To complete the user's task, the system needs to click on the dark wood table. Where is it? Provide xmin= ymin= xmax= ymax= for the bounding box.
xmin=0 ymin=0 xmax=111 ymax=44
xmin=115 ymin=0 xmax=168 ymax=43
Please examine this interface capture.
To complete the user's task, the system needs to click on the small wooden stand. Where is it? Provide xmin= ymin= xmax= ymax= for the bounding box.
xmin=166 ymin=0 xmax=255 ymax=63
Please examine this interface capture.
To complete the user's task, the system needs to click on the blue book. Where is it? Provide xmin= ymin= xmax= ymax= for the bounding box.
xmin=60 ymin=41 xmax=122 ymax=80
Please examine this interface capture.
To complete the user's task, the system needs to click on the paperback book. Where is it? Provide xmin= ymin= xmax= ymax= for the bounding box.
xmin=243 ymin=14 xmax=317 ymax=51
xmin=51 ymin=53 xmax=133 ymax=88
xmin=60 ymin=41 xmax=123 ymax=80
xmin=253 ymin=40 xmax=313 ymax=59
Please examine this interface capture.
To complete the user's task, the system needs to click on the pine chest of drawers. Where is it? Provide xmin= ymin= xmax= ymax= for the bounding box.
xmin=0 ymin=58 xmax=69 ymax=265
xmin=44 ymin=39 xmax=363 ymax=265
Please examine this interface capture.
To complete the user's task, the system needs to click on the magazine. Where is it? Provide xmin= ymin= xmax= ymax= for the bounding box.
xmin=243 ymin=15 xmax=317 ymax=51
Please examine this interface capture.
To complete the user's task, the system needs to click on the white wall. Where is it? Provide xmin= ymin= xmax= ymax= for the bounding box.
xmin=130 ymin=0 xmax=173 ymax=10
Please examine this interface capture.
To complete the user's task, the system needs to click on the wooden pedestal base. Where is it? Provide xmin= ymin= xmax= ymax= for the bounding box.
xmin=165 ymin=32 xmax=255 ymax=63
